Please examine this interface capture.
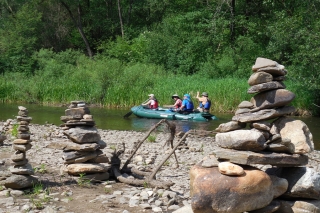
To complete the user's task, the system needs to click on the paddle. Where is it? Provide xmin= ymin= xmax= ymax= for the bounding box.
xmin=123 ymin=99 xmax=149 ymax=118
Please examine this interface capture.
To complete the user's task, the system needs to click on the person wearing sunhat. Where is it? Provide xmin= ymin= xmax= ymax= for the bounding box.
xmin=196 ymin=91 xmax=211 ymax=112
xmin=179 ymin=94 xmax=194 ymax=112
xmin=171 ymin=94 xmax=182 ymax=110
xmin=142 ymin=94 xmax=159 ymax=109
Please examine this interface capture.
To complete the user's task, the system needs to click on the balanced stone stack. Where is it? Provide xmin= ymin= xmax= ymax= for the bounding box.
xmin=0 ymin=106 xmax=38 ymax=189
xmin=59 ymin=101 xmax=111 ymax=181
xmin=190 ymin=58 xmax=319 ymax=213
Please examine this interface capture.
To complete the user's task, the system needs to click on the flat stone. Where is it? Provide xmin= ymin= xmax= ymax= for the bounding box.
xmin=12 ymin=139 xmax=30 ymax=144
xmin=64 ymin=126 xmax=101 ymax=143
xmin=252 ymin=57 xmax=277 ymax=71
xmin=67 ymin=163 xmax=111 ymax=175
xmin=9 ymin=163 xmax=34 ymax=175
xmin=248 ymin=72 xmax=273 ymax=86
xmin=218 ymin=162 xmax=244 ymax=176
xmin=215 ymin=121 xmax=246 ymax=132
xmin=248 ymin=81 xmax=286 ymax=94
xmin=13 ymin=143 xmax=32 ymax=152
xmin=11 ymin=151 xmax=26 ymax=162
xmin=257 ymin=66 xmax=287 ymax=76
xmin=46 ymin=141 xmax=100 ymax=151
xmin=250 ymin=89 xmax=295 ymax=111
xmin=16 ymin=116 xmax=32 ymax=122
xmin=65 ymin=107 xmax=90 ymax=117
xmin=212 ymin=148 xmax=308 ymax=166
xmin=238 ymin=101 xmax=254 ymax=108
xmin=232 ymin=106 xmax=296 ymax=123
xmin=4 ymin=174 xmax=38 ymax=189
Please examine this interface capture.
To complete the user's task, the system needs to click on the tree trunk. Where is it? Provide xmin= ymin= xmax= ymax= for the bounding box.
xmin=60 ymin=0 xmax=93 ymax=58
xmin=117 ymin=0 xmax=124 ymax=38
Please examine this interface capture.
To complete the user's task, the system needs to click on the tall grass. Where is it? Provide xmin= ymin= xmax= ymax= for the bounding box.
xmin=0 ymin=56 xmax=318 ymax=115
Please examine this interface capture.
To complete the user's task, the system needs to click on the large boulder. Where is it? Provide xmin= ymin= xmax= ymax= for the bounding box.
xmin=190 ymin=164 xmax=274 ymax=213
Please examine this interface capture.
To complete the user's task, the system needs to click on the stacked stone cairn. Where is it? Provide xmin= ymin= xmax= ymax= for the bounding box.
xmin=0 ymin=106 xmax=38 ymax=189
xmin=190 ymin=58 xmax=319 ymax=213
xmin=59 ymin=101 xmax=111 ymax=182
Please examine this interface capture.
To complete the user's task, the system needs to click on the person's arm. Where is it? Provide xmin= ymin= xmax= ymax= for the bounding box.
xmin=142 ymin=100 xmax=151 ymax=106
xmin=196 ymin=91 xmax=200 ymax=100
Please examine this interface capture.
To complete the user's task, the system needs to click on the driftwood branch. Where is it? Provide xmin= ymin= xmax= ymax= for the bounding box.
xmin=147 ymin=131 xmax=190 ymax=181
xmin=112 ymin=119 xmax=192 ymax=188
xmin=121 ymin=119 xmax=166 ymax=171
xmin=112 ymin=166 xmax=174 ymax=189
xmin=162 ymin=120 xmax=179 ymax=167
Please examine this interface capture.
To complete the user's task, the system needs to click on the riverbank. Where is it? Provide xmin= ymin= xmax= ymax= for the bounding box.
xmin=1 ymin=122 xmax=320 ymax=213
xmin=0 ymin=122 xmax=218 ymax=213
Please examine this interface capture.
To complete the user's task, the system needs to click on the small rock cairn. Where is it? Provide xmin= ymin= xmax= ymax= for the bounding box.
xmin=190 ymin=58 xmax=319 ymax=213
xmin=59 ymin=101 xmax=111 ymax=181
xmin=1 ymin=106 xmax=38 ymax=189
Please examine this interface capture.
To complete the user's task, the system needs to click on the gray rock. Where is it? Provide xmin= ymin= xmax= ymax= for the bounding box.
xmin=250 ymin=89 xmax=295 ymax=111
xmin=4 ymin=174 xmax=38 ymax=189
xmin=215 ymin=121 xmax=246 ymax=132
xmin=279 ymin=167 xmax=320 ymax=200
xmin=248 ymin=72 xmax=273 ymax=86
xmin=46 ymin=141 xmax=100 ymax=151
xmin=257 ymin=66 xmax=287 ymax=76
xmin=232 ymin=106 xmax=296 ymax=123
xmin=252 ymin=57 xmax=277 ymax=71
xmin=213 ymin=148 xmax=308 ymax=166
xmin=249 ymin=200 xmax=281 ymax=213
xmin=248 ymin=81 xmax=286 ymax=94
xmin=270 ymin=117 xmax=314 ymax=154
xmin=216 ymin=130 xmax=266 ymax=151
xmin=9 ymin=163 xmax=34 ymax=175
xmin=66 ymin=163 xmax=111 ymax=175
xmin=238 ymin=101 xmax=254 ymax=108
xmin=64 ymin=126 xmax=101 ymax=143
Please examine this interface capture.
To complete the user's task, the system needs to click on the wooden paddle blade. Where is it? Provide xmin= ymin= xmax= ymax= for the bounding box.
xmin=123 ymin=111 xmax=133 ymax=118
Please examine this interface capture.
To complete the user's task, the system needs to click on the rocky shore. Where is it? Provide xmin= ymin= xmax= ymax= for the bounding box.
xmin=1 ymin=121 xmax=320 ymax=213
xmin=0 ymin=120 xmax=220 ymax=213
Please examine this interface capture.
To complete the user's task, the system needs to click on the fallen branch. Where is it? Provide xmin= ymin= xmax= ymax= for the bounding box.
xmin=121 ymin=119 xmax=166 ymax=172
xmin=112 ymin=166 xmax=174 ymax=189
xmin=147 ymin=131 xmax=190 ymax=181
xmin=313 ymin=103 xmax=320 ymax=108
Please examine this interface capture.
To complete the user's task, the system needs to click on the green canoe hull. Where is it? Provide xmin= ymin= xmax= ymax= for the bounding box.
xmin=131 ymin=106 xmax=218 ymax=121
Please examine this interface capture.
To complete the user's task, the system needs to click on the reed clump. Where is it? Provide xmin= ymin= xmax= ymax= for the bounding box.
xmin=0 ymin=57 xmax=317 ymax=115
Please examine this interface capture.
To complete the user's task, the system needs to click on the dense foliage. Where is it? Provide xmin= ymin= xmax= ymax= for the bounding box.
xmin=0 ymin=0 xmax=319 ymax=114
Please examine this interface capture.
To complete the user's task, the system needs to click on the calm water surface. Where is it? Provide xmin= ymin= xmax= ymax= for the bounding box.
xmin=1 ymin=103 xmax=319 ymax=149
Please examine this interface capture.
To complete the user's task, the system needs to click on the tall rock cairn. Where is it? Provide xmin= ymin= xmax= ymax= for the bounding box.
xmin=59 ymin=101 xmax=110 ymax=181
xmin=190 ymin=58 xmax=318 ymax=213
xmin=4 ymin=106 xmax=38 ymax=189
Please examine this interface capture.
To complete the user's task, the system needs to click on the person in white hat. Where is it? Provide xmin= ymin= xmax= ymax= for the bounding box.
xmin=195 ymin=91 xmax=211 ymax=112
xmin=142 ymin=94 xmax=159 ymax=109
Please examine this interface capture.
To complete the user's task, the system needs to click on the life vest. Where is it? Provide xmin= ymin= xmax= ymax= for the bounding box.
xmin=149 ymin=99 xmax=159 ymax=109
xmin=200 ymin=99 xmax=211 ymax=110
xmin=185 ymin=100 xmax=194 ymax=111
xmin=175 ymin=99 xmax=182 ymax=108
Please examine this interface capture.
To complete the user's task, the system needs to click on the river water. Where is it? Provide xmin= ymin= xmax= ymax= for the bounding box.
xmin=1 ymin=103 xmax=319 ymax=150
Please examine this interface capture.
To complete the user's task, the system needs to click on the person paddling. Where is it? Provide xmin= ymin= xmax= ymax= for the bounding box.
xmin=196 ymin=91 xmax=211 ymax=112
xmin=142 ymin=94 xmax=159 ymax=109
xmin=179 ymin=94 xmax=194 ymax=113
xmin=171 ymin=94 xmax=182 ymax=111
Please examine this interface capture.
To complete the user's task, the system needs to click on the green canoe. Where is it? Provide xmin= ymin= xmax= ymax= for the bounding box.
xmin=130 ymin=106 xmax=218 ymax=121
